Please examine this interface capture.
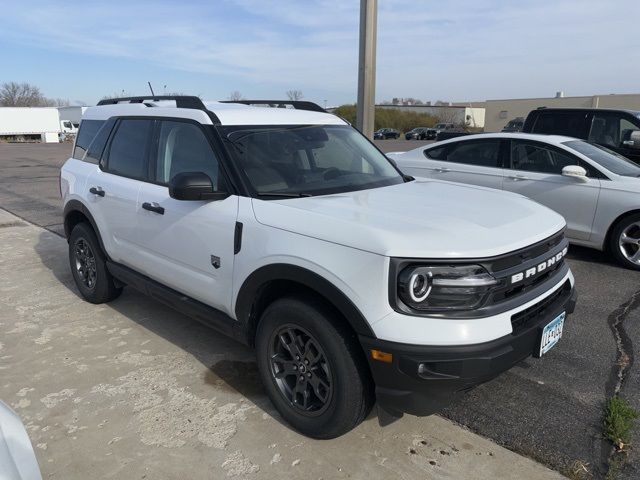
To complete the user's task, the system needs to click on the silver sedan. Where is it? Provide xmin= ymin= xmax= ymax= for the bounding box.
xmin=390 ymin=133 xmax=640 ymax=269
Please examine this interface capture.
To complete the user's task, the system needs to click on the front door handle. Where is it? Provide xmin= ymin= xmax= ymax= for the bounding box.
xmin=507 ymin=175 xmax=529 ymax=181
xmin=434 ymin=167 xmax=450 ymax=173
xmin=89 ymin=186 xmax=105 ymax=197
xmin=142 ymin=202 xmax=165 ymax=215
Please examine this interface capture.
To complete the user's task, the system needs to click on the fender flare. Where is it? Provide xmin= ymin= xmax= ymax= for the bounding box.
xmin=63 ymin=200 xmax=107 ymax=254
xmin=235 ymin=263 xmax=376 ymax=339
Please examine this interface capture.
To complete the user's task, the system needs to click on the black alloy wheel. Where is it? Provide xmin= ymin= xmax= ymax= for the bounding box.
xmin=74 ymin=238 xmax=97 ymax=290
xmin=268 ymin=324 xmax=333 ymax=416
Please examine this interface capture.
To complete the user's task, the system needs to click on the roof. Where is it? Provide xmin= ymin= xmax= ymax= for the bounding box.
xmin=428 ymin=132 xmax=579 ymax=147
xmin=204 ymin=101 xmax=346 ymax=126
xmin=528 ymin=107 xmax=640 ymax=115
xmin=82 ymin=99 xmax=347 ymax=126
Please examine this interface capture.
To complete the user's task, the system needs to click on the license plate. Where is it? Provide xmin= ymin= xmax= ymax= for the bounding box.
xmin=539 ymin=312 xmax=565 ymax=357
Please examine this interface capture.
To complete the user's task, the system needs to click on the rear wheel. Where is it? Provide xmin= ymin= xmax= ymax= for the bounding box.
xmin=255 ymin=296 xmax=373 ymax=438
xmin=69 ymin=223 xmax=122 ymax=303
xmin=609 ymin=213 xmax=640 ymax=270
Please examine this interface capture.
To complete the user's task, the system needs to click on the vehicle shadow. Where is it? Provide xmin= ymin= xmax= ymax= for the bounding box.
xmin=33 ymin=230 xmax=378 ymax=430
xmin=566 ymin=244 xmax=618 ymax=268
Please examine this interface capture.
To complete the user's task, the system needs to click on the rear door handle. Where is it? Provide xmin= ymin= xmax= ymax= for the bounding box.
xmin=434 ymin=167 xmax=450 ymax=173
xmin=142 ymin=202 xmax=165 ymax=215
xmin=508 ymin=175 xmax=529 ymax=181
xmin=89 ymin=186 xmax=105 ymax=197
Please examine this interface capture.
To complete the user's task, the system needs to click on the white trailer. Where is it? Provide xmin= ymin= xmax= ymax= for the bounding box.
xmin=57 ymin=106 xmax=87 ymax=125
xmin=0 ymin=107 xmax=60 ymax=143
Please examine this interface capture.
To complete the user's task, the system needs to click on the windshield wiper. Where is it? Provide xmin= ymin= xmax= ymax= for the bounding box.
xmin=255 ymin=192 xmax=313 ymax=198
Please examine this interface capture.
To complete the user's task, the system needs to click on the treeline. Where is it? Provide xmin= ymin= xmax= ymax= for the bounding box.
xmin=0 ymin=82 xmax=70 ymax=107
xmin=333 ymin=104 xmax=438 ymax=132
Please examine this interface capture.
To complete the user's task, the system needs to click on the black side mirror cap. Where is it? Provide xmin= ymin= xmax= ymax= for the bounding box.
xmin=168 ymin=172 xmax=229 ymax=201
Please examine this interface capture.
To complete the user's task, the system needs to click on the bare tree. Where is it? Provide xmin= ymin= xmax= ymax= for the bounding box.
xmin=286 ymin=89 xmax=304 ymax=101
xmin=49 ymin=98 xmax=71 ymax=107
xmin=434 ymin=107 xmax=462 ymax=125
xmin=0 ymin=82 xmax=48 ymax=106
xmin=227 ymin=91 xmax=244 ymax=101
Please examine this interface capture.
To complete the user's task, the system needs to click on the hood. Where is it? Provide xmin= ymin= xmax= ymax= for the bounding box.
xmin=251 ymin=179 xmax=566 ymax=258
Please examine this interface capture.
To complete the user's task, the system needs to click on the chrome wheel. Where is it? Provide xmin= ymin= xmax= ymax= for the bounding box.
xmin=268 ymin=325 xmax=333 ymax=416
xmin=74 ymin=238 xmax=97 ymax=289
xmin=619 ymin=222 xmax=640 ymax=265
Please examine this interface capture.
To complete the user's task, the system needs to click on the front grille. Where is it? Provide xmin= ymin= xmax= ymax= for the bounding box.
xmin=510 ymin=280 xmax=571 ymax=333
xmin=487 ymin=230 xmax=565 ymax=273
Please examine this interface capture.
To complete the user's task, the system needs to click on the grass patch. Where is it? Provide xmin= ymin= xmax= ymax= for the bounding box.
xmin=603 ymin=396 xmax=638 ymax=450
xmin=562 ymin=460 xmax=592 ymax=480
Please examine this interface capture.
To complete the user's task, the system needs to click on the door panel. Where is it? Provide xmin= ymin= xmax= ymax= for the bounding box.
xmin=503 ymin=140 xmax=600 ymax=240
xmin=134 ymin=119 xmax=238 ymax=313
xmin=135 ymin=186 xmax=239 ymax=312
xmin=86 ymin=118 xmax=153 ymax=268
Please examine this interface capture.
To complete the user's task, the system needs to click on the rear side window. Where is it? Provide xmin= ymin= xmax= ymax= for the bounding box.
xmin=443 ymin=140 xmax=501 ymax=167
xmin=73 ymin=120 xmax=105 ymax=160
xmin=105 ymin=119 xmax=153 ymax=180
xmin=532 ymin=112 xmax=586 ymax=138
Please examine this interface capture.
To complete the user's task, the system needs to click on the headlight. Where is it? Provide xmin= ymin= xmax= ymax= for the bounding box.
xmin=397 ymin=265 xmax=497 ymax=312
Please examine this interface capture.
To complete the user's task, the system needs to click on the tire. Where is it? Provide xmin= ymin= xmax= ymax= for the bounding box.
xmin=255 ymin=296 xmax=374 ymax=439
xmin=608 ymin=213 xmax=640 ymax=270
xmin=68 ymin=222 xmax=123 ymax=303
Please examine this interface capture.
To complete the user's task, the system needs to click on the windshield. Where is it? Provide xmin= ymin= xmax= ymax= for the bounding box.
xmin=564 ymin=140 xmax=640 ymax=177
xmin=220 ymin=124 xmax=404 ymax=197
xmin=434 ymin=123 xmax=447 ymax=129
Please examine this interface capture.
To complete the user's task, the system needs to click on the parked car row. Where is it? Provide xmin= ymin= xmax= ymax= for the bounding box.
xmin=377 ymin=123 xmax=460 ymax=141
xmin=61 ymin=96 xmax=576 ymax=439
xmin=389 ymin=132 xmax=640 ymax=269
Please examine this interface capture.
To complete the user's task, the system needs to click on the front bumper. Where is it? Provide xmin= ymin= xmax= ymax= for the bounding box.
xmin=360 ymin=281 xmax=577 ymax=417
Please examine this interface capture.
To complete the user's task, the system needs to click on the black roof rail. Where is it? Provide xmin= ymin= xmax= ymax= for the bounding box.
xmin=220 ymin=100 xmax=326 ymax=113
xmin=96 ymin=95 xmax=220 ymax=124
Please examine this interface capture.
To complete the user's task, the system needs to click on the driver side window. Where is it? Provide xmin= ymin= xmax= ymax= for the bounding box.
xmin=155 ymin=120 xmax=225 ymax=190
xmin=510 ymin=141 xmax=577 ymax=175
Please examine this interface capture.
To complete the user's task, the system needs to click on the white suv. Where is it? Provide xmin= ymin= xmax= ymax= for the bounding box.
xmin=60 ymin=96 xmax=577 ymax=438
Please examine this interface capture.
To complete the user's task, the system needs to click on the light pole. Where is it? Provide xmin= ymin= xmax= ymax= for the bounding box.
xmin=356 ymin=0 xmax=377 ymax=139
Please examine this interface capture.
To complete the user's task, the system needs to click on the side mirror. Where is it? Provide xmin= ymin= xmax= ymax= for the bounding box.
xmin=562 ymin=165 xmax=588 ymax=182
xmin=169 ymin=172 xmax=229 ymax=201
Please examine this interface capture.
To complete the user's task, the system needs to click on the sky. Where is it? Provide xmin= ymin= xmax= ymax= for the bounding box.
xmin=1 ymin=0 xmax=639 ymax=106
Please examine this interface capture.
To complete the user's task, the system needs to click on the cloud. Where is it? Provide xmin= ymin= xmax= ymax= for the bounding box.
xmin=1 ymin=0 xmax=639 ymax=103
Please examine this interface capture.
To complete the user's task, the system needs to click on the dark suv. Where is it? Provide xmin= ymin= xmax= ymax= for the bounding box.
xmin=523 ymin=108 xmax=640 ymax=163
xmin=374 ymin=128 xmax=400 ymax=140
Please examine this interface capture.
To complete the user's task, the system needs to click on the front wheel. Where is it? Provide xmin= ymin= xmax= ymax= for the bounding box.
xmin=255 ymin=297 xmax=373 ymax=439
xmin=609 ymin=213 xmax=640 ymax=270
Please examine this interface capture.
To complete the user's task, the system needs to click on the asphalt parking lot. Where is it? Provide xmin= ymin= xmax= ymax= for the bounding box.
xmin=1 ymin=142 xmax=639 ymax=479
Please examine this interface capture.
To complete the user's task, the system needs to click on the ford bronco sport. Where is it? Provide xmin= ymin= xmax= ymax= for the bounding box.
xmin=61 ymin=96 xmax=577 ymax=438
